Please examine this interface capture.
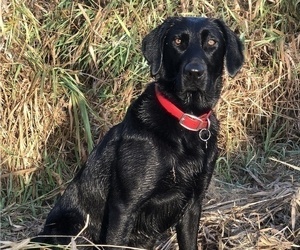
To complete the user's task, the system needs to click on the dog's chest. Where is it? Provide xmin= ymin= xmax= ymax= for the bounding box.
xmin=135 ymin=159 xmax=205 ymax=234
xmin=155 ymin=150 xmax=208 ymax=204
xmin=164 ymin=139 xmax=207 ymax=181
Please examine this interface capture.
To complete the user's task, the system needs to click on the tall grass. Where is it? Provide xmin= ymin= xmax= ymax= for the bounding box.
xmin=0 ymin=0 xmax=299 ymax=214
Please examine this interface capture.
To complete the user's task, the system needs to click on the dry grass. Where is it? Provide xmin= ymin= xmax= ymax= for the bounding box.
xmin=199 ymin=160 xmax=300 ymax=249
xmin=0 ymin=0 xmax=300 ymax=249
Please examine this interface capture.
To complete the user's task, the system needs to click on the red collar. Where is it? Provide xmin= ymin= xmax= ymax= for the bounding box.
xmin=155 ymin=86 xmax=211 ymax=131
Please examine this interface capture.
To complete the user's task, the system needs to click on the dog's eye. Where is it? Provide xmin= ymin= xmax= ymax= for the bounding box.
xmin=174 ymin=38 xmax=182 ymax=46
xmin=207 ymin=39 xmax=216 ymax=46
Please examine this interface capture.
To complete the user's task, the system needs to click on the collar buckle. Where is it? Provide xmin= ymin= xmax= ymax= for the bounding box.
xmin=179 ymin=113 xmax=210 ymax=131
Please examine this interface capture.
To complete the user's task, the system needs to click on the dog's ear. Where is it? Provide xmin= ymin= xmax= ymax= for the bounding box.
xmin=214 ymin=19 xmax=244 ymax=77
xmin=142 ymin=18 xmax=174 ymax=77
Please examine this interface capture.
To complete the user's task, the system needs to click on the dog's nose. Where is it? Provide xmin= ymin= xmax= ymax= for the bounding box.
xmin=184 ymin=62 xmax=205 ymax=79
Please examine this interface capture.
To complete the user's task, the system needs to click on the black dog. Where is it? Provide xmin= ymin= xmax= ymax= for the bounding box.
xmin=34 ymin=17 xmax=243 ymax=249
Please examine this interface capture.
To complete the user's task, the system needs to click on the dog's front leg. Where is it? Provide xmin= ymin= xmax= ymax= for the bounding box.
xmin=105 ymin=200 xmax=136 ymax=247
xmin=103 ymin=137 xmax=162 ymax=249
xmin=176 ymin=197 xmax=202 ymax=250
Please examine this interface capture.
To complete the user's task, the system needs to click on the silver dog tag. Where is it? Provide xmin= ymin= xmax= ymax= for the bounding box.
xmin=199 ymin=129 xmax=211 ymax=149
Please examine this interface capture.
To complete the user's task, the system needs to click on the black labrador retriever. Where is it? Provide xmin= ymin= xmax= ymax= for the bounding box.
xmin=34 ymin=17 xmax=243 ymax=249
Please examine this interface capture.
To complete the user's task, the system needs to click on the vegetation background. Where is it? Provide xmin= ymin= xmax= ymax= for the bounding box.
xmin=0 ymin=0 xmax=299 ymax=249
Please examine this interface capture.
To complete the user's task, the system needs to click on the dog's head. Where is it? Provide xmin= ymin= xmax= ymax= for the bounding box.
xmin=142 ymin=17 xmax=244 ymax=110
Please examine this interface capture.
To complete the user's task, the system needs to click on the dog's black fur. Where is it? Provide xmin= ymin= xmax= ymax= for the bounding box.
xmin=34 ymin=17 xmax=243 ymax=249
